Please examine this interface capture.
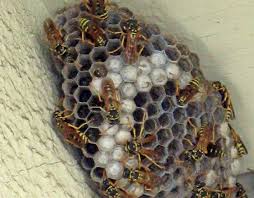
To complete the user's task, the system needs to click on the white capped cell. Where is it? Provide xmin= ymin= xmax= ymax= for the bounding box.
xmin=178 ymin=72 xmax=193 ymax=89
xmin=106 ymin=161 xmax=124 ymax=180
xmin=100 ymin=123 xmax=119 ymax=136
xmin=90 ymin=78 xmax=102 ymax=94
xmin=165 ymin=63 xmax=181 ymax=80
xmin=205 ymin=170 xmax=217 ymax=186
xmin=120 ymin=83 xmax=137 ymax=98
xmin=120 ymin=114 xmax=134 ymax=129
xmin=137 ymin=57 xmax=152 ymax=75
xmin=150 ymin=52 xmax=167 ymax=67
xmin=107 ymin=72 xmax=122 ymax=88
xmin=115 ymin=129 xmax=132 ymax=145
xmin=127 ymin=183 xmax=144 ymax=197
xmin=106 ymin=56 xmax=123 ymax=72
xmin=94 ymin=152 xmax=109 ymax=167
xmin=136 ymin=75 xmax=152 ymax=92
xmin=120 ymin=65 xmax=138 ymax=82
xmin=112 ymin=146 xmax=125 ymax=161
xmin=150 ymin=68 xmax=168 ymax=86
xmin=121 ymin=99 xmax=136 ymax=114
xmin=97 ymin=136 xmax=116 ymax=152
xmin=125 ymin=158 xmax=139 ymax=169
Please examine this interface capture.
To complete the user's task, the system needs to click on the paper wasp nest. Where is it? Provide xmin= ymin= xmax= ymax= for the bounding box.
xmin=45 ymin=2 xmax=248 ymax=198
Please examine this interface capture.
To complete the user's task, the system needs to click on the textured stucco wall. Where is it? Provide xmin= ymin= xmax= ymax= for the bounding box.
xmin=0 ymin=0 xmax=253 ymax=197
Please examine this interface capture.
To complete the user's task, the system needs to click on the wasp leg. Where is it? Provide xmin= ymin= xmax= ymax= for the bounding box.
xmin=108 ymin=34 xmax=125 ymax=54
xmin=187 ymin=118 xmax=198 ymax=136
xmin=142 ymin=153 xmax=164 ymax=169
xmin=89 ymin=83 xmax=102 ymax=102
xmin=139 ymin=111 xmax=148 ymax=139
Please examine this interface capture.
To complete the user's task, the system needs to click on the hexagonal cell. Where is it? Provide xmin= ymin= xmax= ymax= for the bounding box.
xmin=81 ymin=156 xmax=95 ymax=171
xmin=154 ymin=145 xmax=167 ymax=160
xmin=178 ymin=57 xmax=192 ymax=72
xmin=86 ymin=127 xmax=101 ymax=143
xmin=107 ymin=39 xmax=122 ymax=55
xmin=164 ymin=47 xmax=180 ymax=62
xmin=172 ymin=123 xmax=185 ymax=138
xmin=65 ymin=39 xmax=79 ymax=48
xmin=66 ymin=30 xmax=81 ymax=41
xmin=91 ymin=167 xmax=104 ymax=182
xmin=164 ymin=81 xmax=177 ymax=96
xmin=75 ymin=87 xmax=92 ymax=103
xmin=157 ymin=128 xmax=172 ymax=145
xmin=76 ymin=103 xmax=90 ymax=119
xmin=133 ymin=108 xmax=145 ymax=122
xmin=173 ymin=108 xmax=186 ymax=123
xmin=146 ymin=103 xmax=159 ymax=117
xmin=168 ymin=139 xmax=182 ymax=156
xmin=63 ymin=96 xmax=76 ymax=111
xmin=160 ymin=174 xmax=173 ymax=190
xmin=161 ymin=96 xmax=174 ymax=112
xmin=189 ymin=52 xmax=200 ymax=68
xmin=64 ymin=7 xmax=79 ymax=20
xmin=84 ymin=143 xmax=99 ymax=156
xmin=173 ymin=168 xmax=184 ymax=180
xmin=134 ymin=92 xmax=151 ymax=107
xmin=91 ymin=63 xmax=108 ymax=78
xmin=142 ymin=23 xmax=160 ymax=38
xmin=158 ymin=113 xmax=173 ymax=127
xmin=62 ymin=80 xmax=78 ymax=96
xmin=141 ymin=43 xmax=154 ymax=57
xmin=76 ymin=41 xmax=93 ymax=54
xmin=107 ymin=25 xmax=122 ymax=39
xmin=91 ymin=47 xmax=109 ymax=62
xmin=186 ymin=102 xmax=202 ymax=118
xmin=55 ymin=14 xmax=67 ymax=27
xmin=63 ymin=47 xmax=78 ymax=63
xmin=88 ymin=95 xmax=104 ymax=111
xmin=87 ymin=112 xmax=104 ymax=127
xmin=77 ymin=72 xmax=92 ymax=86
xmin=62 ymin=64 xmax=78 ymax=80
xmin=144 ymin=119 xmax=157 ymax=133
xmin=107 ymin=13 xmax=121 ymax=25
xmin=149 ymin=86 xmax=165 ymax=102
xmin=164 ymin=156 xmax=175 ymax=170
xmin=150 ymin=35 xmax=167 ymax=51
xmin=164 ymin=34 xmax=177 ymax=46
xmin=213 ymin=107 xmax=225 ymax=124
xmin=191 ymin=68 xmax=204 ymax=80
xmin=176 ymin=43 xmax=190 ymax=56
xmin=64 ymin=20 xmax=80 ymax=34
xmin=78 ymin=55 xmax=92 ymax=71
xmin=73 ymin=119 xmax=89 ymax=131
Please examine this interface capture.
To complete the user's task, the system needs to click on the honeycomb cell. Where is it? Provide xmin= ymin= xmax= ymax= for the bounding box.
xmin=164 ymin=34 xmax=177 ymax=46
xmin=65 ymin=7 xmax=79 ymax=20
xmin=91 ymin=63 xmax=108 ymax=78
xmin=172 ymin=123 xmax=185 ymax=138
xmin=173 ymin=168 xmax=184 ymax=180
xmin=200 ymin=113 xmax=213 ymax=125
xmin=62 ymin=64 xmax=78 ymax=79
xmin=178 ymin=57 xmax=192 ymax=72
xmin=173 ymin=108 xmax=186 ymax=123
xmin=87 ymin=112 xmax=104 ymax=127
xmin=158 ymin=113 xmax=173 ymax=127
xmin=157 ymin=128 xmax=172 ymax=145
xmin=76 ymin=41 xmax=93 ymax=54
xmin=84 ymin=143 xmax=99 ymax=156
xmin=149 ymin=86 xmax=165 ymax=102
xmin=62 ymin=80 xmax=78 ymax=96
xmin=186 ymin=102 xmax=202 ymax=117
xmin=91 ymin=167 xmax=104 ymax=182
xmin=63 ymin=95 xmax=76 ymax=111
xmin=64 ymin=47 xmax=78 ymax=63
xmin=88 ymin=95 xmax=104 ymax=111
xmin=107 ymin=12 xmax=121 ymax=25
xmin=107 ymin=39 xmax=122 ymax=56
xmin=134 ymin=92 xmax=150 ymax=107
xmin=133 ymin=108 xmax=145 ymax=122
xmin=55 ymin=14 xmax=67 ymax=27
xmin=150 ymin=35 xmax=167 ymax=51
xmin=213 ymin=107 xmax=225 ymax=124
xmin=77 ymin=71 xmax=92 ymax=86
xmin=165 ymin=47 xmax=180 ymax=62
xmin=154 ymin=145 xmax=167 ymax=160
xmin=107 ymin=25 xmax=122 ymax=39
xmin=91 ymin=47 xmax=109 ymax=62
xmin=120 ymin=83 xmax=137 ymax=98
xmin=191 ymin=68 xmax=204 ymax=79
xmin=161 ymin=174 xmax=173 ymax=190
xmin=176 ymin=43 xmax=190 ymax=56
xmin=76 ymin=104 xmax=90 ymax=119
xmin=168 ymin=139 xmax=182 ymax=156
xmin=64 ymin=21 xmax=80 ymax=34
xmin=189 ymin=52 xmax=200 ymax=68
xmin=117 ymin=7 xmax=134 ymax=19
xmin=164 ymin=156 xmax=175 ymax=170
xmin=164 ymin=81 xmax=177 ymax=96
xmin=75 ymin=87 xmax=92 ymax=102
xmin=73 ymin=119 xmax=89 ymax=131
xmin=78 ymin=55 xmax=92 ymax=71
xmin=65 ymin=39 xmax=79 ymax=48
xmin=142 ymin=23 xmax=160 ymax=38
xmin=146 ymin=103 xmax=159 ymax=117
xmin=151 ymin=68 xmax=168 ymax=86
xmin=141 ymin=43 xmax=154 ymax=57
xmin=144 ymin=119 xmax=157 ymax=133
xmin=86 ymin=127 xmax=101 ymax=142
xmin=161 ymin=96 xmax=174 ymax=112
xmin=136 ymin=75 xmax=153 ymax=92
xmin=81 ymin=156 xmax=95 ymax=171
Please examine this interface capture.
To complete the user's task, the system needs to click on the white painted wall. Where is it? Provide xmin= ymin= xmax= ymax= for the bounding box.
xmin=0 ymin=0 xmax=253 ymax=197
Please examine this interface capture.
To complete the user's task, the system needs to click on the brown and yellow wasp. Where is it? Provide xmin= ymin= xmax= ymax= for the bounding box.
xmin=212 ymin=81 xmax=235 ymax=121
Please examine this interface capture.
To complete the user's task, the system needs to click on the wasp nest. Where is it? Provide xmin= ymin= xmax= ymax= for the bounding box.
xmin=44 ymin=1 xmax=248 ymax=198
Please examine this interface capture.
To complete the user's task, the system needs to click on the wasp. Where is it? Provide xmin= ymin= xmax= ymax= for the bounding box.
xmin=125 ymin=112 xmax=164 ymax=169
xmin=191 ymin=182 xmax=210 ymax=198
xmin=206 ymin=140 xmax=225 ymax=158
xmin=108 ymin=18 xmax=148 ymax=64
xmin=229 ymin=124 xmax=248 ymax=158
xmin=53 ymin=109 xmax=91 ymax=148
xmin=212 ymin=81 xmax=235 ymax=121
xmin=79 ymin=17 xmax=107 ymax=46
xmin=235 ymin=182 xmax=248 ymax=198
xmin=176 ymin=78 xmax=201 ymax=106
xmin=123 ymin=167 xmax=161 ymax=190
xmin=44 ymin=18 xmax=74 ymax=62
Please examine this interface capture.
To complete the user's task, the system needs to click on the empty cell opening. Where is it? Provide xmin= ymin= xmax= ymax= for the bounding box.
xmin=87 ymin=112 xmax=104 ymax=126
xmin=63 ymin=48 xmax=78 ymax=63
xmin=186 ymin=102 xmax=202 ymax=117
xmin=91 ymin=167 xmax=105 ymax=181
xmin=64 ymin=23 xmax=80 ymax=34
xmin=73 ymin=119 xmax=89 ymax=131
xmin=77 ymin=104 xmax=90 ymax=119
xmin=142 ymin=24 xmax=160 ymax=38
xmin=173 ymin=168 xmax=183 ymax=180
xmin=63 ymin=64 xmax=78 ymax=79
xmin=144 ymin=119 xmax=157 ymax=133
xmin=78 ymin=55 xmax=92 ymax=71
xmin=191 ymin=68 xmax=204 ymax=79
xmin=172 ymin=123 xmax=185 ymax=138
xmin=150 ymin=86 xmax=165 ymax=102
xmin=158 ymin=113 xmax=173 ymax=127
xmin=85 ymin=143 xmax=98 ymax=155
xmin=63 ymin=96 xmax=76 ymax=111
xmin=176 ymin=43 xmax=190 ymax=56
xmin=151 ymin=35 xmax=167 ymax=51
xmin=107 ymin=39 xmax=122 ymax=55
xmin=155 ymin=145 xmax=167 ymax=158
xmin=164 ymin=81 xmax=177 ymax=96
xmin=164 ymin=47 xmax=180 ymax=62
xmin=168 ymin=139 xmax=181 ymax=156
xmin=92 ymin=48 xmax=109 ymax=62
xmin=164 ymin=34 xmax=177 ymax=46
xmin=141 ymin=44 xmax=154 ymax=57
xmin=161 ymin=96 xmax=174 ymax=111
xmin=178 ymin=57 xmax=192 ymax=72
xmin=78 ymin=72 xmax=92 ymax=86
xmin=88 ymin=95 xmax=104 ymax=109
xmin=173 ymin=108 xmax=186 ymax=123
xmin=78 ymin=88 xmax=92 ymax=102
xmin=65 ymin=7 xmax=79 ymax=19
xmin=76 ymin=42 xmax=93 ymax=54
xmin=55 ymin=15 xmax=67 ymax=27
xmin=146 ymin=103 xmax=159 ymax=117
xmin=62 ymin=81 xmax=78 ymax=96
xmin=107 ymin=13 xmax=121 ymax=25
xmin=86 ymin=127 xmax=101 ymax=142
xmin=92 ymin=63 xmax=108 ymax=78
xmin=81 ymin=157 xmax=95 ymax=170
xmin=65 ymin=39 xmax=79 ymax=47
xmin=133 ymin=108 xmax=145 ymax=122
xmin=157 ymin=128 xmax=172 ymax=145
xmin=134 ymin=92 xmax=150 ymax=107
xmin=189 ymin=52 xmax=200 ymax=68
xmin=165 ymin=156 xmax=175 ymax=170
xmin=161 ymin=174 xmax=173 ymax=189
